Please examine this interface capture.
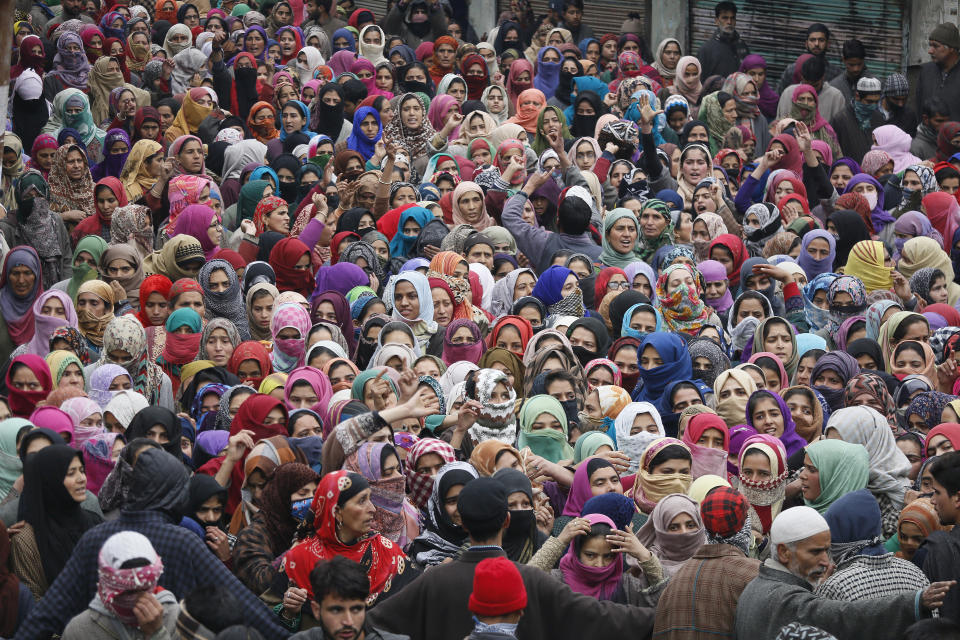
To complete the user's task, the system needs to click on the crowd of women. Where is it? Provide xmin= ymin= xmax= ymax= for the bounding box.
xmin=1 ymin=0 xmax=960 ymax=636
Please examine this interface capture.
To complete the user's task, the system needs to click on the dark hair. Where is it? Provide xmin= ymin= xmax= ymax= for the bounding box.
xmin=798 ymin=348 xmax=826 ymax=364
xmin=715 ymin=1 xmax=737 ymax=17
xmin=753 ymin=356 xmax=781 ymax=377
xmin=841 ymin=38 xmax=866 ymax=59
xmin=670 ymin=382 xmax=701 ymax=410
xmin=936 ymin=165 xmax=960 ymax=184
xmin=184 ymin=585 xmax=244 ymax=632
xmin=562 ymin=0 xmax=584 ymax=10
xmin=747 ymin=390 xmax=782 ymax=421
xmin=157 ymin=97 xmax=181 ymax=117
xmin=647 ymin=443 xmax=691 ymax=470
xmin=557 ymin=194 xmax=592 ymax=235
xmin=905 ymin=618 xmax=960 ymax=640
xmin=341 ymin=79 xmax=368 ymax=104
xmin=717 ymin=91 xmax=734 ymax=107
xmin=119 ymin=557 xmax=151 ymax=569
xmin=782 ymin=386 xmax=815 ymax=406
xmin=892 ymin=316 xmax=929 ymax=342
xmin=544 ymin=369 xmax=577 ymax=390
xmin=214 ymin=626 xmax=266 ymax=640
xmin=894 ymin=341 xmax=927 ymax=361
xmin=807 ymin=22 xmax=830 ymax=39
xmin=310 ymin=556 xmax=370 ymax=604
xmin=923 ymin=97 xmax=951 ymax=120
xmin=800 ymin=55 xmax=826 ymax=83
xmin=572 ymin=521 xmax=612 ymax=555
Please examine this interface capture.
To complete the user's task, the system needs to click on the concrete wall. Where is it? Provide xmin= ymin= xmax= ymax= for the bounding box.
xmin=910 ymin=0 xmax=960 ymax=67
xmin=650 ymin=0 xmax=689 ymax=52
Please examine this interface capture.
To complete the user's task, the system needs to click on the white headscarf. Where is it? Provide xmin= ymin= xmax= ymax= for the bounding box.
xmin=613 ymin=402 xmax=665 ymax=473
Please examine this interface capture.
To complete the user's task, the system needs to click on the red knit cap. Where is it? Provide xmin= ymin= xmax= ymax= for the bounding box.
xmin=700 ymin=486 xmax=748 ymax=538
xmin=468 ymin=557 xmax=527 ymax=616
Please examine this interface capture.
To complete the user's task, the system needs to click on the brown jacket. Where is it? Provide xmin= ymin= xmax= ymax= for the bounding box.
xmin=652 ymin=543 xmax=760 ymax=640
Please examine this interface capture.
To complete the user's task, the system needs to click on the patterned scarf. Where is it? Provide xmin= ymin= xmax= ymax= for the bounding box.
xmin=468 ymin=369 xmax=517 ymax=445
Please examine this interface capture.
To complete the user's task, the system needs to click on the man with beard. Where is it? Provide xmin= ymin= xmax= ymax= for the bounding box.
xmin=302 ymin=0 xmax=346 ymax=40
xmin=44 ymin=0 xmax=94 ymax=34
xmin=878 ymin=73 xmax=918 ymax=136
xmin=777 ymin=23 xmax=842 ymax=93
xmin=696 ymin=2 xmax=749 ymax=79
xmin=912 ymin=97 xmax=951 ymax=160
xmin=735 ymin=506 xmax=953 ymax=639
xmin=289 ymin=556 xmax=408 ymax=640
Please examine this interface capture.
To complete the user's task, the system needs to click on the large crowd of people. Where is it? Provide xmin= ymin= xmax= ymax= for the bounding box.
xmin=4 ymin=0 xmax=960 ymax=637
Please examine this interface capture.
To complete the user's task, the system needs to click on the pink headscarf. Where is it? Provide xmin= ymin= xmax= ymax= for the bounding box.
xmin=790 ymin=84 xmax=833 ymax=134
xmin=283 ymin=365 xmax=333 ymax=414
xmin=428 ymin=94 xmax=459 ymax=135
xmin=24 ymin=290 xmax=78 ymax=357
xmin=871 ymin=124 xmax=922 ymax=173
xmin=558 ymin=512 xmax=623 ymax=600
xmin=328 ymin=49 xmax=356 ymax=76
xmin=172 ymin=204 xmax=219 ymax=258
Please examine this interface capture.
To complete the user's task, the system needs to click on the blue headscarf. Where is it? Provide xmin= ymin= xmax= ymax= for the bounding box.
xmin=530 ymin=265 xmax=575 ymax=307
xmin=332 ymin=28 xmax=356 ymax=52
xmin=621 ymin=303 xmax=662 ymax=340
xmin=278 ymin=100 xmax=315 ymax=141
xmin=634 ymin=333 xmax=692 ymax=403
xmin=346 ymin=106 xmax=382 ymax=161
xmin=249 ymin=165 xmax=279 ymax=189
xmin=796 ymin=332 xmax=828 ymax=357
xmin=388 ymin=206 xmax=433 ymax=258
xmin=57 ymin=127 xmax=88 ymax=159
xmin=388 ymin=44 xmax=416 ymax=65
xmin=563 ymin=76 xmax=610 ymax=122
xmin=657 ymin=378 xmax=704 ymax=421
xmin=533 ymin=46 xmax=562 ymax=98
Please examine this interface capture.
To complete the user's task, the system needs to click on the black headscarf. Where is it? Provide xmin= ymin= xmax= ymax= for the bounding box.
xmin=493 ymin=468 xmax=545 ymax=563
xmin=566 ymin=316 xmax=611 ymax=367
xmin=270 ymin=154 xmax=302 ymax=204
xmin=336 ymin=207 xmax=375 ymax=235
xmin=16 ymin=427 xmax=62 ymax=461
xmin=179 ymin=367 xmax=240 ymax=413
xmin=829 ymin=210 xmax=872 ymax=270
xmin=555 ymin=60 xmax=584 ymax=105
xmin=398 ymin=62 xmax=435 ymax=96
xmin=570 ymin=91 xmax=605 ymax=139
xmin=310 ymin=83 xmax=347 ymax=140
xmin=242 ymin=261 xmax=276 ymax=297
xmin=123 ymin=447 xmax=190 ymax=517
xmin=428 ymin=468 xmax=474 ymax=543
xmin=17 ymin=445 xmax=102 ymax=584
xmin=679 ymin=120 xmax=708 ymax=147
xmin=257 ymin=231 xmax=286 ymax=262
xmin=494 ymin=20 xmax=523 ymax=54
xmin=186 ymin=473 xmax=229 ymax=527
xmin=608 ymin=290 xmax=649 ymax=335
xmin=414 ymin=220 xmax=450 ymax=255
xmin=125 ymin=407 xmax=183 ymax=458
xmin=846 ymin=338 xmax=885 ymax=372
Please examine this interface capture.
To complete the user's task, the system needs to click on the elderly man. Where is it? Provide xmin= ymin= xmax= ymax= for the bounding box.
xmin=916 ymin=23 xmax=960 ymax=121
xmin=735 ymin=506 xmax=953 ymax=639
xmin=653 ymin=486 xmax=760 ymax=639
xmin=816 ymin=490 xmax=929 ymax=601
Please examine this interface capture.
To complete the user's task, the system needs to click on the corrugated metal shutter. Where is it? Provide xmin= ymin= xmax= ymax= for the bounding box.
xmin=495 ymin=0 xmax=646 ymax=43
xmin=689 ymin=0 xmax=906 ymax=81
xmin=364 ymin=0 xmax=389 ymax=22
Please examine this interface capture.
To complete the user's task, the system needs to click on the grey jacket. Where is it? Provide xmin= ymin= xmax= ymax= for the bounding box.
xmin=289 ymin=624 xmax=408 ymax=640
xmin=734 ymin=559 xmax=926 ymax=639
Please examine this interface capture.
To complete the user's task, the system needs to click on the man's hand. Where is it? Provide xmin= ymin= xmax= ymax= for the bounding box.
xmin=922 ymin=581 xmax=955 ymax=610
xmin=133 ymin=591 xmax=165 ymax=635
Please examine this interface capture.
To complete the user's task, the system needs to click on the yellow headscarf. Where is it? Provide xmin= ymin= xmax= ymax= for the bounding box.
xmin=843 ymin=240 xmax=893 ymax=292
xmin=120 ymin=140 xmax=163 ymax=201
xmin=898 ymin=236 xmax=960 ymax=305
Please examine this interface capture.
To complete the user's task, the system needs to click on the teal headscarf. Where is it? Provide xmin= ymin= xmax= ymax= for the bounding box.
xmin=351 ymin=368 xmax=399 ymax=402
xmin=599 ymin=208 xmax=645 ymax=268
xmin=165 ymin=306 xmax=203 ymax=333
xmin=68 ymin=235 xmax=109 ymax=301
xmin=621 ymin=302 xmax=663 ymax=339
xmin=804 ymin=440 xmax=870 ymax=513
xmin=517 ymin=394 xmax=575 ymax=463
xmin=388 ymin=206 xmax=433 ymax=259
xmin=573 ymin=430 xmax=615 ymax=464
xmin=0 ymin=418 xmax=31 ymax=500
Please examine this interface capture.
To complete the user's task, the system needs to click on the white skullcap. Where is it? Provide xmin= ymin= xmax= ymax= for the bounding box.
xmin=98 ymin=531 xmax=159 ymax=569
xmin=770 ymin=506 xmax=830 ymax=547
xmin=14 ymin=70 xmax=42 ymax=101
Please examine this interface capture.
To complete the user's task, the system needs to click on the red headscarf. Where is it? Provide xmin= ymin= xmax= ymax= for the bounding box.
xmin=594 ymin=267 xmax=627 ymax=307
xmin=104 ymin=37 xmax=131 ymax=82
xmin=253 ymin=195 xmax=289 ymax=235
xmin=270 ymin=237 xmax=314 ymax=297
xmin=460 ymin=53 xmax=489 ymax=101
xmin=212 ymin=249 xmax=247 ymax=272
xmin=429 ymin=277 xmax=471 ymax=322
xmin=168 ymin=278 xmax=203 ymax=304
xmin=767 ymin=134 xmax=803 ymax=178
xmin=923 ymin=191 xmax=960 ymax=253
xmin=777 ymin=193 xmax=811 ymax=221
xmin=12 ymin=35 xmax=45 ymax=79
xmin=681 ymin=413 xmax=731 ymax=451
xmin=6 ymin=354 xmax=52 ymax=417
xmin=284 ymin=470 xmax=407 ymax=601
xmin=73 ymin=177 xmax=129 ymax=243
xmin=227 ymin=394 xmax=288 ymax=511
xmin=228 ymin=340 xmax=273 ymax=388
xmin=330 ymin=231 xmax=361 ymax=264
xmin=136 ymin=274 xmax=173 ymax=327
xmin=427 ymin=35 xmax=458 ymax=86
xmin=246 ymin=101 xmax=279 ymax=143
xmin=487 ymin=315 xmax=533 ymax=359
xmin=707 ymin=234 xmax=748 ymax=285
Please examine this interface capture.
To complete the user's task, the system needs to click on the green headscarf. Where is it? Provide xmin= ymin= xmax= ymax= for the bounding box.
xmin=346 ymin=285 xmax=377 ymax=303
xmin=68 ymin=235 xmax=109 ymax=300
xmin=599 ymin=208 xmax=644 ymax=268
xmin=0 ymin=418 xmax=31 ymax=500
xmin=14 ymin=170 xmax=48 ymax=222
xmin=230 ymin=3 xmax=251 ymax=16
xmin=237 ymin=179 xmax=272 ymax=222
xmin=516 ymin=394 xmax=574 ymax=463
xmin=698 ymin=91 xmax=733 ymax=155
xmin=532 ymin=106 xmax=571 ymax=156
xmin=351 ymin=368 xmax=399 ymax=402
xmin=573 ymin=430 xmax=615 ymax=464
xmin=636 ymin=199 xmax=674 ymax=263
xmin=803 ymin=439 xmax=870 ymax=513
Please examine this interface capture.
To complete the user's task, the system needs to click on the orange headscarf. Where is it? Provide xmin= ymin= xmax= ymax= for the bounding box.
xmin=246 ymin=101 xmax=279 ymax=143
xmin=507 ymin=88 xmax=546 ymax=134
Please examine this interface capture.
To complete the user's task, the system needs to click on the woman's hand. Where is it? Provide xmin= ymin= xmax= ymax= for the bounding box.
xmin=282 ymin=587 xmax=308 ymax=619
xmin=557 ymin=516 xmax=592 ymax=545
xmin=225 ymin=429 xmax=255 ymax=463
xmin=404 ymin=386 xmax=441 ymax=418
xmin=311 ymin=193 xmax=329 ymax=221
xmin=441 ymin=111 xmax=464 ymax=134
xmin=752 ymin=263 xmax=791 ymax=285
xmin=108 ymin=280 xmax=127 ymax=304
xmin=535 ymin=502 xmax=554 ymax=535
xmin=502 ymin=154 xmax=525 ymax=181
xmin=205 ymin=526 xmax=232 ymax=562
xmin=892 ymin=271 xmax=912 ymax=303
xmin=608 ymin=526 xmax=651 ymax=562
xmin=240 ymin=219 xmax=257 ymax=235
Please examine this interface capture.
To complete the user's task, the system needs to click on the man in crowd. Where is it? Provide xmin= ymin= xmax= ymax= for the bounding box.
xmin=830 ymin=76 xmax=885 ymax=164
xmin=829 ymin=39 xmax=872 ymax=102
xmin=917 ymin=23 xmax=960 ymax=121
xmin=924 ymin=451 xmax=960 ymax=622
xmin=696 ymin=1 xmax=749 ymax=79
xmin=778 ymin=23 xmax=842 ymax=92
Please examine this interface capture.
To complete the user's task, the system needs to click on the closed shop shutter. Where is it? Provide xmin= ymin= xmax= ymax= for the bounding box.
xmin=495 ymin=0 xmax=648 ymax=44
xmin=689 ymin=0 xmax=907 ymax=81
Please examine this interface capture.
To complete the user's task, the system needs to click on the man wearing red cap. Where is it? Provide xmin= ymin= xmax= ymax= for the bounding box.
xmin=467 ymin=557 xmax=527 ymax=639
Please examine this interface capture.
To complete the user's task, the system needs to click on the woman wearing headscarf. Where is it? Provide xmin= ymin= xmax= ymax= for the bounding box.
xmin=406 ymin=461 xmax=477 ymax=568
xmin=632 ymin=438 xmax=693 ymax=514
xmin=634 ymin=333 xmax=692 ymax=404
xmin=125 ymin=407 xmax=182 ymax=460
xmin=10 ymin=444 xmax=101 ymax=599
xmin=655 ymin=264 xmax=712 ymax=336
xmin=47 ymin=143 xmax=96 ymax=223
xmin=516 ymin=395 xmax=574 ymax=463
xmin=5 ymin=354 xmax=51 ymax=418
xmin=738 ymin=54 xmax=779 ymax=119
xmin=2 ymin=170 xmax=72 ymax=290
xmin=824 ymin=406 xmax=911 ymax=537
xmin=43 ymin=33 xmax=91 ymax=100
xmin=801 ymin=439 xmax=870 ymax=514
xmin=736 ymin=433 xmax=788 ymax=535
xmin=343 ymin=442 xmax=418 ymax=547
xmin=89 ymin=315 xmax=173 ymax=409
xmin=283 ymin=469 xmax=408 ymax=602
xmin=0 ymin=247 xmax=44 ymax=360
xmin=635 ymin=493 xmax=705 ymax=578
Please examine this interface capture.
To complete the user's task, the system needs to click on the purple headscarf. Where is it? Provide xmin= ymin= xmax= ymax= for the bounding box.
xmin=745 ymin=389 xmax=807 ymax=458
xmin=312 ymin=262 xmax=368 ymax=300
xmin=796 ymin=229 xmax=836 ymax=280
xmin=49 ymin=31 xmax=90 ymax=88
xmin=727 ymin=424 xmax=758 ymax=474
xmin=329 ymin=49 xmax=357 ymax=76
xmin=172 ymin=204 xmax=219 ymax=258
xmin=242 ymin=25 xmax=269 ymax=61
xmin=698 ymin=259 xmax=733 ymax=314
xmin=738 ymin=54 xmax=779 ymax=119
xmin=843 ymin=174 xmax=893 ymax=231
xmin=894 ymin=211 xmax=943 ymax=260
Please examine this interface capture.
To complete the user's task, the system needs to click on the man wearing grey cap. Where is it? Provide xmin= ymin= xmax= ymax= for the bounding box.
xmin=916 ymin=23 xmax=960 ymax=121
xmin=830 ymin=76 xmax=885 ymax=163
